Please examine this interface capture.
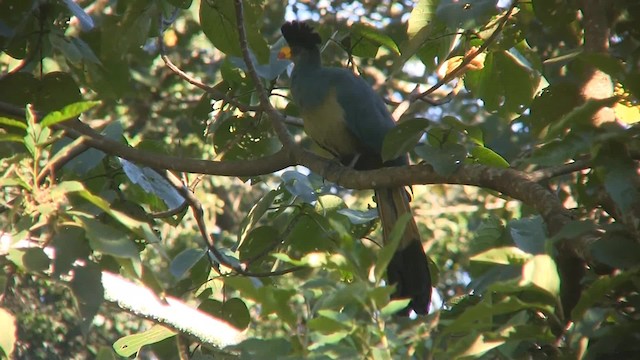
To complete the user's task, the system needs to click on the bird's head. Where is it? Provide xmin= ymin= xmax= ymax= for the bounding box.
xmin=278 ymin=21 xmax=322 ymax=64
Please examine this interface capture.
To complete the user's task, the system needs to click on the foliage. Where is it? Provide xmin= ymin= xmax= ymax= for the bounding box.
xmin=1 ymin=0 xmax=639 ymax=359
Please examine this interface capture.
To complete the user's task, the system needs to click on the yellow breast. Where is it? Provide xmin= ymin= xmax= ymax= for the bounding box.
xmin=300 ymin=90 xmax=360 ymax=158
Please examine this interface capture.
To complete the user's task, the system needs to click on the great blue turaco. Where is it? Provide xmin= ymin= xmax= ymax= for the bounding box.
xmin=279 ymin=21 xmax=432 ymax=315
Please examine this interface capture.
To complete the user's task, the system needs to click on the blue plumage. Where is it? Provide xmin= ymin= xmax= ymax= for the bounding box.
xmin=280 ymin=21 xmax=431 ymax=315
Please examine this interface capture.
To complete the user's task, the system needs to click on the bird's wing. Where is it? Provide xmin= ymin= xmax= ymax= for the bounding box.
xmin=327 ymin=68 xmax=397 ymax=155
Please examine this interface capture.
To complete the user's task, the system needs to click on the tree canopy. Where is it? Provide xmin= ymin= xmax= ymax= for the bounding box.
xmin=1 ymin=0 xmax=639 ymax=359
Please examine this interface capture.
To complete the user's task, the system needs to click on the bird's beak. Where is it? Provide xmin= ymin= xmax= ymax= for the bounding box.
xmin=278 ymin=46 xmax=292 ymax=60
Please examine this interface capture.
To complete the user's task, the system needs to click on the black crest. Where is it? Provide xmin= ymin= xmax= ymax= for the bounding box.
xmin=281 ymin=21 xmax=321 ymax=49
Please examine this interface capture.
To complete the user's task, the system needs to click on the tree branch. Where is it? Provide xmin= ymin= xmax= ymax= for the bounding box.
xmin=232 ymin=0 xmax=294 ymax=148
xmin=412 ymin=1 xmax=518 ymax=102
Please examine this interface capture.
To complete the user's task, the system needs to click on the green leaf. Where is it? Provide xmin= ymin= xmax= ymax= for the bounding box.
xmin=0 ymin=116 xmax=27 ymax=130
xmin=549 ymin=220 xmax=596 ymax=242
xmin=532 ymin=0 xmax=577 ymax=26
xmin=443 ymin=296 xmax=551 ymax=335
xmin=70 ymin=261 xmax=104 ymax=331
xmin=40 ymin=100 xmax=100 ymax=127
xmin=230 ymin=338 xmax=292 ymax=359
xmin=408 ymin=0 xmax=439 ymax=36
xmin=77 ymin=216 xmax=140 ymax=260
xmin=199 ymin=0 xmax=269 ymax=63
xmin=591 ymin=234 xmax=640 ymax=269
xmin=54 ymin=181 xmax=160 ymax=244
xmin=465 ymin=51 xmax=540 ymax=115
xmin=470 ymin=246 xmax=531 ymax=265
xmin=520 ymin=254 xmax=560 ymax=298
xmin=166 ymin=0 xmax=193 ymax=9
xmin=402 ymin=0 xmax=452 ymax=73
xmin=442 ymin=115 xmax=484 ymax=145
xmin=237 ymin=188 xmax=282 ymax=248
xmin=381 ymin=118 xmax=430 ymax=163
xmin=452 ymin=333 xmax=505 ymax=358
xmin=415 ymin=143 xmax=467 ymax=176
xmin=436 ymin=0 xmax=499 ymax=30
xmin=281 ymin=170 xmax=317 ymax=203
xmin=199 ymin=298 xmax=250 ymax=331
xmin=238 ymin=225 xmax=280 ymax=262
xmin=374 ymin=213 xmax=412 ymax=283
xmin=528 ymin=83 xmax=581 ymax=136
xmin=170 ymin=248 xmax=206 ymax=280
xmin=546 ymin=97 xmax=618 ymax=138
xmin=6 ymin=248 xmax=51 ymax=272
xmin=471 ymin=145 xmax=510 ymax=168
xmin=113 ymin=325 xmax=176 ymax=357
xmin=336 ymin=208 xmax=378 ymax=225
xmin=350 ymin=23 xmax=400 ymax=57
xmin=0 ymin=308 xmax=16 ymax=358
xmin=380 ymin=298 xmax=411 ymax=317
xmin=0 ymin=134 xmax=24 ymax=143
xmin=571 ymin=270 xmax=635 ymax=320
xmin=119 ymin=158 xmax=185 ymax=209
xmin=509 ymin=216 xmax=546 ymax=254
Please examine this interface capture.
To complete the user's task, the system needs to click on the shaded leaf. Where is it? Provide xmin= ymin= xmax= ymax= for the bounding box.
xmin=415 ymin=143 xmax=467 ymax=176
xmin=591 ymin=234 xmax=640 ymax=269
xmin=70 ymin=261 xmax=104 ymax=331
xmin=199 ymin=0 xmax=269 ymax=63
xmin=237 ymin=188 xmax=283 ymax=249
xmin=509 ymin=216 xmax=546 ymax=254
xmin=78 ymin=216 xmax=140 ymax=260
xmin=170 ymin=248 xmax=206 ymax=280
xmin=119 ymin=158 xmax=185 ymax=209
xmin=436 ymin=0 xmax=499 ymax=30
xmin=571 ymin=271 xmax=635 ymax=321
xmin=199 ymin=298 xmax=250 ymax=331
xmin=382 ymin=118 xmax=430 ymax=163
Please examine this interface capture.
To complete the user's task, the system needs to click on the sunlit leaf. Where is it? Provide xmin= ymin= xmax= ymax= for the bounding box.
xmin=0 ymin=308 xmax=17 ymax=357
xmin=470 ymin=246 xmax=531 ymax=265
xmin=40 ymin=100 xmax=100 ymax=127
xmin=113 ymin=325 xmax=176 ymax=357
xmin=520 ymin=254 xmax=560 ymax=298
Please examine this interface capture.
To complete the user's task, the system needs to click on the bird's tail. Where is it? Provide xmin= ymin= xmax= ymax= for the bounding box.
xmin=375 ymin=187 xmax=431 ymax=315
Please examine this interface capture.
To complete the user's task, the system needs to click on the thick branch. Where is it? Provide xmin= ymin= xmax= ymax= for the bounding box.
xmin=60 ymin=119 xmax=292 ymax=177
xmin=295 ymin=150 xmax=573 ymax=236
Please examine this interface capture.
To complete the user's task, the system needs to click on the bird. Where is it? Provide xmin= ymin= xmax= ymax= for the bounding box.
xmin=279 ymin=21 xmax=432 ymax=315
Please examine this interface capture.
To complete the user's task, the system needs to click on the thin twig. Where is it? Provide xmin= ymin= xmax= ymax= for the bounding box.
xmin=163 ymin=169 xmax=304 ymax=278
xmin=527 ymin=159 xmax=592 ymax=182
xmin=232 ymin=0 xmax=294 ymax=148
xmin=156 ymin=23 xmax=260 ymax=112
xmin=412 ymin=1 xmax=518 ymax=102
